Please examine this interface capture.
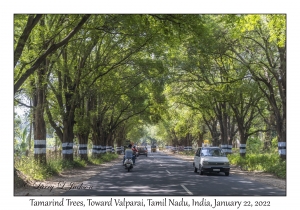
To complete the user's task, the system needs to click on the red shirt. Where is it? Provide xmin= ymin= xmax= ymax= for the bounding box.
xmin=132 ymin=147 xmax=138 ymax=154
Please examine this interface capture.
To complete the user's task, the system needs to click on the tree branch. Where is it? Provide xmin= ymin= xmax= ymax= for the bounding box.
xmin=14 ymin=14 xmax=91 ymax=94
xmin=14 ymin=99 xmax=34 ymax=108
xmin=14 ymin=14 xmax=43 ymax=67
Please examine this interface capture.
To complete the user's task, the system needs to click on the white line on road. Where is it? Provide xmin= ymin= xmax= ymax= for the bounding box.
xmin=166 ymin=170 xmax=171 ymax=174
xmin=181 ymin=184 xmax=193 ymax=195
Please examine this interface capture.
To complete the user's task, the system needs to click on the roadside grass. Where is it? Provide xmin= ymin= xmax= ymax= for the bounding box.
xmin=14 ymin=152 xmax=119 ymax=181
xmin=88 ymin=153 xmax=118 ymax=165
xmin=177 ymin=150 xmax=195 ymax=156
xmin=227 ymin=153 xmax=286 ymax=179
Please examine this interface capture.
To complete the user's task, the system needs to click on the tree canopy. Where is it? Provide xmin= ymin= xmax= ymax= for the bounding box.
xmin=14 ymin=14 xmax=286 ymax=160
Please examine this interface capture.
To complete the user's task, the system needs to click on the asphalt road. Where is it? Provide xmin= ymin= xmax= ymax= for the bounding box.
xmin=62 ymin=151 xmax=286 ymax=196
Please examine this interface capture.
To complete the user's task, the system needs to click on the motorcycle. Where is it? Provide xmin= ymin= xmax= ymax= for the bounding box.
xmin=123 ymin=149 xmax=134 ymax=172
xmin=124 ymin=157 xmax=133 ymax=172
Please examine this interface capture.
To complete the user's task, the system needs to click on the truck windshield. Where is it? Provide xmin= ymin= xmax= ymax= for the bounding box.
xmin=201 ymin=148 xmax=225 ymax=157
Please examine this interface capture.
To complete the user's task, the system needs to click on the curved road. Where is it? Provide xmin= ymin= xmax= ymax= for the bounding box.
xmin=63 ymin=151 xmax=286 ymax=196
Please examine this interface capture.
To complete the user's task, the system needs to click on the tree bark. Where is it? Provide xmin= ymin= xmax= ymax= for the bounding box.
xmin=197 ymin=126 xmax=206 ymax=147
xmin=33 ymin=67 xmax=47 ymax=163
xmin=237 ymin=122 xmax=247 ymax=157
xmin=77 ymin=134 xmax=88 ymax=161
xmin=277 ymin=46 xmax=286 ymax=160
xmin=115 ymin=124 xmax=126 ymax=154
xmin=204 ymin=117 xmax=219 ymax=146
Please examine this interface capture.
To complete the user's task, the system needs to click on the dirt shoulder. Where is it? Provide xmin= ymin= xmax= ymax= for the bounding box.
xmin=14 ymin=155 xmax=123 ymax=196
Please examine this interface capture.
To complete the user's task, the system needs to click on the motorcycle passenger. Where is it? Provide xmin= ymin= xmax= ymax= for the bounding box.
xmin=132 ymin=146 xmax=138 ymax=157
xmin=123 ymin=144 xmax=136 ymax=165
xmin=132 ymin=145 xmax=138 ymax=164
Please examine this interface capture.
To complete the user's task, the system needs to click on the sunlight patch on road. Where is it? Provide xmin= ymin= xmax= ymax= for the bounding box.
xmin=238 ymin=181 xmax=253 ymax=184
xmin=108 ymin=185 xmax=178 ymax=193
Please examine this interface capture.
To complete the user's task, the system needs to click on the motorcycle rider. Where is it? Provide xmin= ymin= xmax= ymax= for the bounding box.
xmin=123 ymin=144 xmax=136 ymax=165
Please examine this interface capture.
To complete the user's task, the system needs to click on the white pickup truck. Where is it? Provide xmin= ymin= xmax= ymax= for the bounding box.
xmin=193 ymin=147 xmax=230 ymax=176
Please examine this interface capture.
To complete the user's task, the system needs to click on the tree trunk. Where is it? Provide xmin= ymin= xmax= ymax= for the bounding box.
xmin=197 ymin=131 xmax=204 ymax=148
xmin=32 ymin=18 xmax=48 ymax=163
xmin=226 ymin=117 xmax=237 ymax=154
xmin=216 ymin=102 xmax=229 ymax=153
xmin=26 ymin=100 xmax=33 ymax=156
xmin=238 ymin=129 xmax=247 ymax=157
xmin=197 ymin=125 xmax=206 ymax=147
xmin=278 ymin=46 xmax=286 ymax=160
xmin=115 ymin=125 xmax=125 ymax=154
xmin=211 ymin=121 xmax=220 ymax=146
xmin=276 ymin=115 xmax=286 ymax=160
xmin=78 ymin=134 xmax=88 ymax=161
xmin=33 ymin=68 xmax=47 ymax=163
xmin=263 ymin=113 xmax=275 ymax=151
xmin=91 ymin=122 xmax=105 ymax=157
xmin=62 ymin=120 xmax=75 ymax=161
xmin=106 ymin=131 xmax=113 ymax=153
xmin=91 ymin=133 xmax=101 ymax=157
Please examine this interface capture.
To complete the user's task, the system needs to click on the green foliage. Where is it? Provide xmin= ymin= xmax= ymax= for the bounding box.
xmin=88 ymin=153 xmax=118 ymax=165
xmin=100 ymin=153 xmax=118 ymax=162
xmin=266 ymin=14 xmax=286 ymax=47
xmin=178 ymin=150 xmax=195 ymax=156
xmin=126 ymin=123 xmax=148 ymax=143
xmin=246 ymin=137 xmax=263 ymax=154
xmin=271 ymin=136 xmax=278 ymax=148
xmin=15 ymin=156 xmax=86 ymax=181
xmin=14 ymin=123 xmax=30 ymax=156
xmin=228 ymin=153 xmax=286 ymax=178
xmin=15 ymin=152 xmax=118 ymax=181
xmin=220 ymin=14 xmax=286 ymax=47
xmin=88 ymin=157 xmax=104 ymax=165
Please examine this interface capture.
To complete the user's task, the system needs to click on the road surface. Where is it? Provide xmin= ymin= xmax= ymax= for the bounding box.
xmin=62 ymin=151 xmax=286 ymax=196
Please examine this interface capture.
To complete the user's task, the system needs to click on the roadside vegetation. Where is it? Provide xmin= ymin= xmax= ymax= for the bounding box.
xmin=228 ymin=152 xmax=286 ymax=179
xmin=227 ymin=137 xmax=286 ymax=179
xmin=14 ymin=153 xmax=119 ymax=181
xmin=88 ymin=153 xmax=119 ymax=165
